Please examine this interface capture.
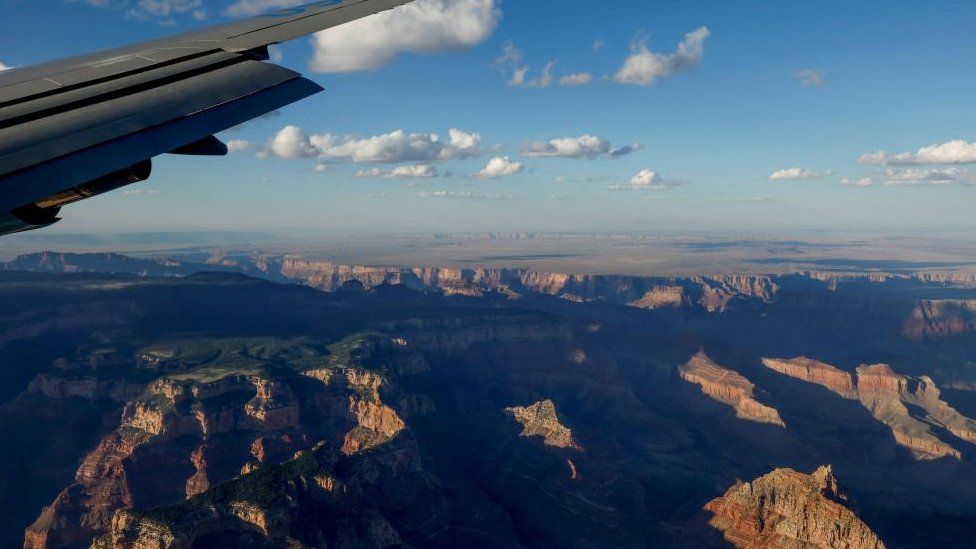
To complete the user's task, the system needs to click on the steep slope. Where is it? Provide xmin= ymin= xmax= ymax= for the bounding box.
xmin=679 ymin=352 xmax=786 ymax=427
xmin=764 ymin=358 xmax=976 ymax=460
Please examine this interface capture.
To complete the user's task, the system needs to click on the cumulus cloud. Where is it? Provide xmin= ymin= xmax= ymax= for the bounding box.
xmin=0 ymin=61 xmax=12 ymax=72
xmin=523 ymin=135 xmax=641 ymax=159
xmin=445 ymin=129 xmax=482 ymax=159
xmin=848 ymin=167 xmax=975 ymax=187
xmin=615 ymin=26 xmax=710 ymax=86
xmin=477 ymin=156 xmax=523 ymax=179
xmin=310 ymin=0 xmax=500 ymax=73
xmin=264 ymin=125 xmax=321 ymax=159
xmin=263 ymin=126 xmax=481 ymax=163
xmin=616 ymin=169 xmax=683 ymax=190
xmin=225 ymin=140 xmax=251 ymax=153
xmin=859 ymin=140 xmax=976 ymax=166
xmin=768 ymin=167 xmax=833 ymax=180
xmin=356 ymin=164 xmax=439 ymax=179
xmin=791 ymin=69 xmax=826 ymax=87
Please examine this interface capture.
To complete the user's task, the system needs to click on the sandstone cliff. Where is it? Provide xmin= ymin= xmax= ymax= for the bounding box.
xmin=765 ymin=358 xmax=976 ymax=460
xmin=24 ymin=334 xmax=431 ymax=548
xmin=679 ymin=352 xmax=786 ymax=427
xmin=705 ymin=465 xmax=886 ymax=549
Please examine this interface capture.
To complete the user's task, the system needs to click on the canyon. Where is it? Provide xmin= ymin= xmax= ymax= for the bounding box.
xmin=1 ymin=253 xmax=975 ymax=547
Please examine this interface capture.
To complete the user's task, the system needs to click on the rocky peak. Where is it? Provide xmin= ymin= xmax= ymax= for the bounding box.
xmin=506 ymin=399 xmax=581 ymax=449
xmin=705 ymin=465 xmax=886 ymax=549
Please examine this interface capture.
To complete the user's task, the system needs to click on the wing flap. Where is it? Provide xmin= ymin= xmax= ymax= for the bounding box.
xmin=0 ymin=60 xmax=304 ymax=178
xmin=0 ymin=0 xmax=412 ymax=106
xmin=0 ymin=76 xmax=322 ymax=210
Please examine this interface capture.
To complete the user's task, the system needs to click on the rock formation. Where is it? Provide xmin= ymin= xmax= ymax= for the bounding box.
xmin=765 ymin=358 xmax=976 ymax=460
xmin=705 ymin=465 xmax=886 ymax=549
xmin=506 ymin=399 xmax=581 ymax=449
xmin=903 ymin=300 xmax=976 ymax=340
xmin=762 ymin=357 xmax=858 ymax=399
xmin=679 ymin=352 xmax=786 ymax=427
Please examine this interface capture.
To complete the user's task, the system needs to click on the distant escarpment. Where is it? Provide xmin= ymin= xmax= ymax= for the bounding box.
xmin=679 ymin=352 xmax=786 ymax=427
xmin=764 ymin=358 xmax=976 ymax=460
xmin=705 ymin=465 xmax=886 ymax=549
xmin=903 ymin=299 xmax=976 ymax=340
xmin=281 ymin=259 xmax=780 ymax=312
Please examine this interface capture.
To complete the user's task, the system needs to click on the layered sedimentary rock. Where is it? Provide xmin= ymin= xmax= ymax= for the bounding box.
xmin=628 ymin=286 xmax=685 ymax=309
xmin=705 ymin=465 xmax=886 ymax=549
xmin=95 ymin=446 xmax=406 ymax=549
xmin=506 ymin=399 xmax=581 ymax=449
xmin=679 ymin=352 xmax=786 ymax=427
xmin=762 ymin=357 xmax=857 ymax=399
xmin=278 ymin=259 xmax=778 ymax=312
xmin=765 ymin=358 xmax=976 ymax=460
xmin=25 ymin=334 xmax=430 ymax=548
xmin=903 ymin=300 xmax=976 ymax=340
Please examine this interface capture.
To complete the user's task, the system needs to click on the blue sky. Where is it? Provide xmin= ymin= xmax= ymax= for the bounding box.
xmin=2 ymin=0 xmax=975 ymax=235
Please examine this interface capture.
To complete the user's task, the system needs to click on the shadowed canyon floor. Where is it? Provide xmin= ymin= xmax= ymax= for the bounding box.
xmin=2 ymin=252 xmax=976 ymax=547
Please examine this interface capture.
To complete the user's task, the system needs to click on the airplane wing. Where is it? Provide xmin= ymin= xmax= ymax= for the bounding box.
xmin=0 ymin=0 xmax=414 ymax=236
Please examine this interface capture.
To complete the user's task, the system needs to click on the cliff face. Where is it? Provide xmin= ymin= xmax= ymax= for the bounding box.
xmin=278 ymin=259 xmax=779 ymax=313
xmin=24 ymin=334 xmax=432 ymax=549
xmin=762 ymin=357 xmax=858 ymax=399
xmin=765 ymin=358 xmax=976 ymax=460
xmin=679 ymin=352 xmax=786 ymax=427
xmin=705 ymin=465 xmax=886 ymax=549
xmin=903 ymin=300 xmax=976 ymax=340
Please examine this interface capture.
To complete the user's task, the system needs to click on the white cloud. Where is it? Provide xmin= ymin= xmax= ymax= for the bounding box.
xmin=791 ymin=69 xmax=826 ymax=87
xmin=322 ymin=130 xmax=444 ymax=163
xmin=494 ymin=44 xmax=593 ymax=88
xmin=493 ymin=44 xmax=559 ymax=88
xmin=477 ymin=156 xmax=523 ymax=179
xmin=0 ymin=61 xmax=12 ymax=72
xmin=310 ymin=0 xmax=500 ymax=73
xmin=224 ymin=0 xmax=304 ymax=17
xmin=263 ymin=126 xmax=481 ymax=164
xmin=560 ymin=72 xmax=593 ymax=86
xmin=524 ymin=135 xmax=641 ymax=159
xmin=768 ymin=167 xmax=833 ymax=180
xmin=445 ymin=129 xmax=482 ymax=159
xmin=844 ymin=168 xmax=974 ymax=187
xmin=841 ymin=177 xmax=875 ymax=187
xmin=615 ymin=26 xmax=710 ymax=86
xmin=621 ymin=169 xmax=683 ymax=190
xmin=859 ymin=140 xmax=976 ymax=166
xmin=225 ymin=140 xmax=251 ymax=153
xmin=127 ymin=0 xmax=204 ymax=21
xmin=265 ymin=125 xmax=320 ymax=159
xmin=356 ymin=164 xmax=439 ymax=179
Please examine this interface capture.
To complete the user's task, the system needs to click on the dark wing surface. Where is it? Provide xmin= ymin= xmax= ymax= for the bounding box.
xmin=0 ymin=0 xmax=413 ymax=236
